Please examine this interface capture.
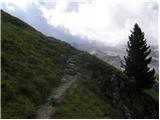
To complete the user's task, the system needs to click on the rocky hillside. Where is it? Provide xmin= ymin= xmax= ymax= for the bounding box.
xmin=1 ymin=10 xmax=159 ymax=119
xmin=72 ymin=43 xmax=159 ymax=73
xmin=52 ymin=53 xmax=158 ymax=118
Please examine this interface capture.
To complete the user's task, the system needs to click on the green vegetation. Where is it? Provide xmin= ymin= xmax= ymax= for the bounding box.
xmin=52 ymin=73 xmax=120 ymax=118
xmin=51 ymin=52 xmax=126 ymax=118
xmin=1 ymin=10 xmax=77 ymax=118
xmin=78 ymin=52 xmax=128 ymax=91
xmin=52 ymin=52 xmax=158 ymax=118
xmin=122 ymin=23 xmax=156 ymax=89
xmin=143 ymin=89 xmax=159 ymax=103
xmin=1 ymin=10 xmax=158 ymax=119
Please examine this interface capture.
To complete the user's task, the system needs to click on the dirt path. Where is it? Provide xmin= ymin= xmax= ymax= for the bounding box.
xmin=37 ymin=55 xmax=78 ymax=119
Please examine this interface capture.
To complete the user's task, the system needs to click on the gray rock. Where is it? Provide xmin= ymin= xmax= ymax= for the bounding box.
xmin=120 ymin=105 xmax=132 ymax=118
xmin=66 ymin=68 xmax=77 ymax=75
xmin=61 ymin=77 xmax=67 ymax=82
xmin=105 ymin=74 xmax=123 ymax=104
xmin=48 ymin=98 xmax=56 ymax=107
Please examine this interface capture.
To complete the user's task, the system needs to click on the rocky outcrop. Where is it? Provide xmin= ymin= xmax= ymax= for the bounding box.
xmin=63 ymin=56 xmax=78 ymax=77
xmin=77 ymin=52 xmax=158 ymax=119
xmin=94 ymin=71 xmax=158 ymax=118
xmin=103 ymin=74 xmax=124 ymax=104
xmin=153 ymin=81 xmax=159 ymax=93
xmin=120 ymin=105 xmax=132 ymax=119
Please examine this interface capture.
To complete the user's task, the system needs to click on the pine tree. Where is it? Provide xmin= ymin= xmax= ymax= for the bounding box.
xmin=122 ymin=23 xmax=156 ymax=89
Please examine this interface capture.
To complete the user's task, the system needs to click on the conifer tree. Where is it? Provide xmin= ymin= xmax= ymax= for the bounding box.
xmin=122 ymin=23 xmax=156 ymax=89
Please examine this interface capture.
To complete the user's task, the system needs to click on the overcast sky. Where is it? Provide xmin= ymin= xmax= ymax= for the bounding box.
xmin=0 ymin=0 xmax=159 ymax=46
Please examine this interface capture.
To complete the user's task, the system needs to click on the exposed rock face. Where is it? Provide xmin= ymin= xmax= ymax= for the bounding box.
xmin=61 ymin=56 xmax=78 ymax=82
xmin=153 ymin=81 xmax=159 ymax=93
xmin=104 ymin=74 xmax=124 ymax=104
xmin=130 ymin=94 xmax=159 ymax=119
xmin=105 ymin=75 xmax=119 ymax=103
xmin=120 ymin=105 xmax=132 ymax=119
xmin=95 ymin=73 xmax=158 ymax=118
xmin=77 ymin=52 xmax=158 ymax=119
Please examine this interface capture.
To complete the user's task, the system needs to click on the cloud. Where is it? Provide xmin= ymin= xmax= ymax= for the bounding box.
xmin=38 ymin=0 xmax=159 ymax=46
xmin=0 ymin=0 xmax=159 ymax=46
xmin=0 ymin=0 xmax=35 ymax=11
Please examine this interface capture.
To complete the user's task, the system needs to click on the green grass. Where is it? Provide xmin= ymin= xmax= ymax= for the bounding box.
xmin=1 ymin=10 xmax=158 ymax=119
xmin=52 ymin=50 xmax=159 ymax=119
xmin=52 ymin=73 xmax=120 ymax=119
xmin=143 ymin=89 xmax=159 ymax=103
xmin=2 ymin=10 xmax=124 ymax=119
xmin=1 ymin=10 xmax=77 ymax=118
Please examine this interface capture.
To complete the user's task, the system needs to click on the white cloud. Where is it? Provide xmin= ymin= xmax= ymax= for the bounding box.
xmin=38 ymin=0 xmax=158 ymax=46
xmin=0 ymin=0 xmax=159 ymax=46
xmin=0 ymin=0 xmax=38 ymax=11
xmin=5 ymin=4 xmax=15 ymax=11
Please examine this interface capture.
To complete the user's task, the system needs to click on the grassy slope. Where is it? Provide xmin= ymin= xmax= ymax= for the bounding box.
xmin=1 ymin=10 xmax=158 ymax=119
xmin=1 ymin=10 xmax=77 ymax=118
xmin=52 ymin=73 xmax=121 ymax=118
xmin=1 ymin=10 xmax=124 ymax=119
xmin=52 ymin=52 xmax=159 ymax=118
xmin=52 ymin=53 xmax=126 ymax=118
xmin=143 ymin=89 xmax=159 ymax=103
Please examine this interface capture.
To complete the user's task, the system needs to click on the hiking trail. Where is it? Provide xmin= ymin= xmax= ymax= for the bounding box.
xmin=37 ymin=55 xmax=78 ymax=119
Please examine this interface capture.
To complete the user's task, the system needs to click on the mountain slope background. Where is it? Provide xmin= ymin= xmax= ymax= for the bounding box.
xmin=72 ymin=43 xmax=159 ymax=73
xmin=1 ymin=10 xmax=159 ymax=119
xmin=72 ymin=42 xmax=159 ymax=94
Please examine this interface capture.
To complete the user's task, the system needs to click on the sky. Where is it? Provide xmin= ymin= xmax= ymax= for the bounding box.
xmin=0 ymin=0 xmax=159 ymax=47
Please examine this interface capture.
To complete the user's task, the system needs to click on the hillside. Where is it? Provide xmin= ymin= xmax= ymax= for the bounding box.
xmin=1 ymin=10 xmax=78 ymax=118
xmin=1 ymin=10 xmax=159 ymax=119
xmin=72 ymin=43 xmax=159 ymax=73
xmin=52 ymin=53 xmax=158 ymax=118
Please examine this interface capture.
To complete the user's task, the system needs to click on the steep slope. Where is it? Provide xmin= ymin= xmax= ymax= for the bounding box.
xmin=1 ymin=10 xmax=78 ymax=118
xmin=37 ymin=55 xmax=78 ymax=118
xmin=51 ymin=53 xmax=158 ymax=118
xmin=1 ymin=10 xmax=159 ymax=119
